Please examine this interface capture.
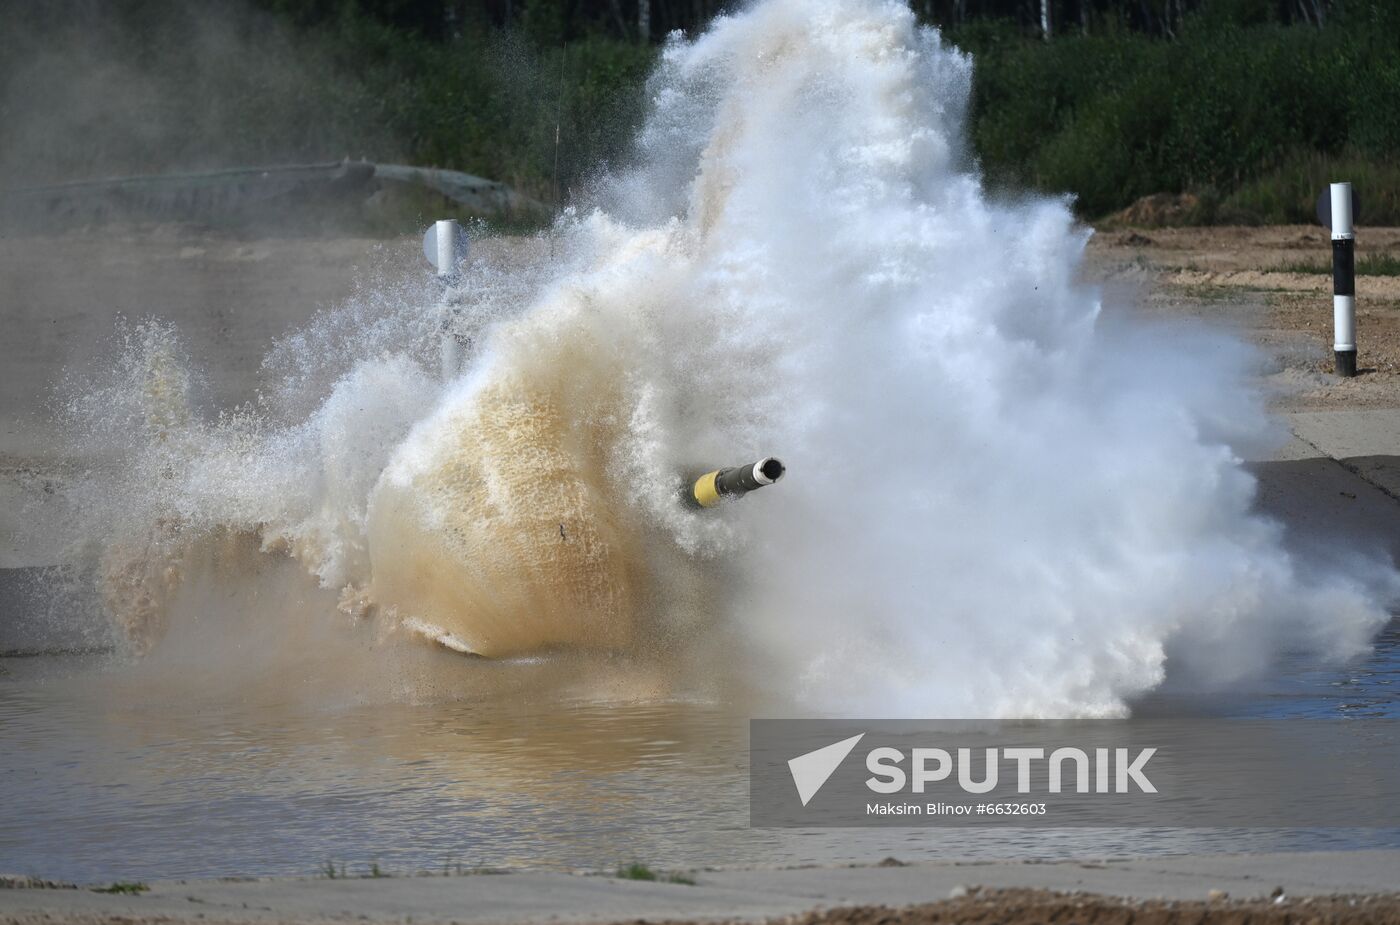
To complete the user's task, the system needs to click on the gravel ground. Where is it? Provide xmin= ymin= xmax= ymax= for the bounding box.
xmin=1084 ymin=224 xmax=1400 ymax=412
xmin=764 ymin=889 xmax=1400 ymax=925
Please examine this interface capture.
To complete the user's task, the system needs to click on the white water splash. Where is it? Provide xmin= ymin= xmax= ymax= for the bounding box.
xmin=56 ymin=0 xmax=1394 ymax=716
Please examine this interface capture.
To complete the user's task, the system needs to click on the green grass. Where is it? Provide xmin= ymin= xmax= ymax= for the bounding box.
xmin=1279 ymin=253 xmax=1400 ymax=276
xmin=316 ymin=860 xmax=396 ymax=879
xmin=1278 ymin=260 xmax=1332 ymax=274
xmin=1360 ymin=254 xmax=1400 ymax=276
xmin=615 ymin=863 xmax=696 ymax=885
xmin=92 ymin=882 xmax=149 ymax=894
xmin=1215 ymin=152 xmax=1400 ymax=226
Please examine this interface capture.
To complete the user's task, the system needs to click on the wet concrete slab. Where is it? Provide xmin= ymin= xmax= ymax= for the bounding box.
xmin=1287 ymin=409 xmax=1400 ymax=502
xmin=1247 ymin=416 xmax=1400 ymax=566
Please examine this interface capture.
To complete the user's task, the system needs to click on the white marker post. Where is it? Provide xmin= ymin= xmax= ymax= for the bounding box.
xmin=1330 ymin=182 xmax=1357 ymax=377
xmin=423 ymin=219 xmax=468 ymax=382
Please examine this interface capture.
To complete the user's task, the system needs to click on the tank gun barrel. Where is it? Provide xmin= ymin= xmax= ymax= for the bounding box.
xmin=687 ymin=457 xmax=785 ymax=508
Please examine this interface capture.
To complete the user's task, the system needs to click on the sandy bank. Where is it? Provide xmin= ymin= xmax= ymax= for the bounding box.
xmin=2 ymin=851 xmax=1398 ymax=925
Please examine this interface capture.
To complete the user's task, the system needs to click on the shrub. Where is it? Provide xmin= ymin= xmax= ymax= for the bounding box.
xmin=958 ymin=4 xmax=1400 ymax=221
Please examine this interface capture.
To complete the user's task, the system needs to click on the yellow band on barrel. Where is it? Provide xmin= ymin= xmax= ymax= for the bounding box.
xmin=693 ymin=470 xmax=722 ymax=508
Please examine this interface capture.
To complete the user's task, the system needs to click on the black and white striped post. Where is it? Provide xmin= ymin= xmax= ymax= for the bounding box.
xmin=1329 ymin=182 xmax=1357 ymax=378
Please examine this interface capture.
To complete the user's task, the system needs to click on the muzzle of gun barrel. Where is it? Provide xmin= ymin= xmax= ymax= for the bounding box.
xmin=687 ymin=457 xmax=785 ymax=509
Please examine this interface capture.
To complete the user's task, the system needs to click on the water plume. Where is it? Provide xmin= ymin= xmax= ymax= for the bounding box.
xmin=50 ymin=0 xmax=1395 ymax=716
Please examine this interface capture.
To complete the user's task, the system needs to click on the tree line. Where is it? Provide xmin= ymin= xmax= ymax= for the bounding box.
xmin=3 ymin=0 xmax=1394 ymax=222
xmin=249 ymin=0 xmax=1340 ymax=44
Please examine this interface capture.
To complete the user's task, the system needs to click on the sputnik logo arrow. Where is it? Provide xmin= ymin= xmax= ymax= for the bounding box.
xmin=788 ymin=733 xmax=865 ymax=806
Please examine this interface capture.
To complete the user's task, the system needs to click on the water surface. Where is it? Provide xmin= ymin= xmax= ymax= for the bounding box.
xmin=2 ymin=621 xmax=1395 ymax=882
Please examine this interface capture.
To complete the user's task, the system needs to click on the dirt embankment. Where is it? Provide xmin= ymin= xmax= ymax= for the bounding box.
xmin=780 ymin=889 xmax=1400 ymax=925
